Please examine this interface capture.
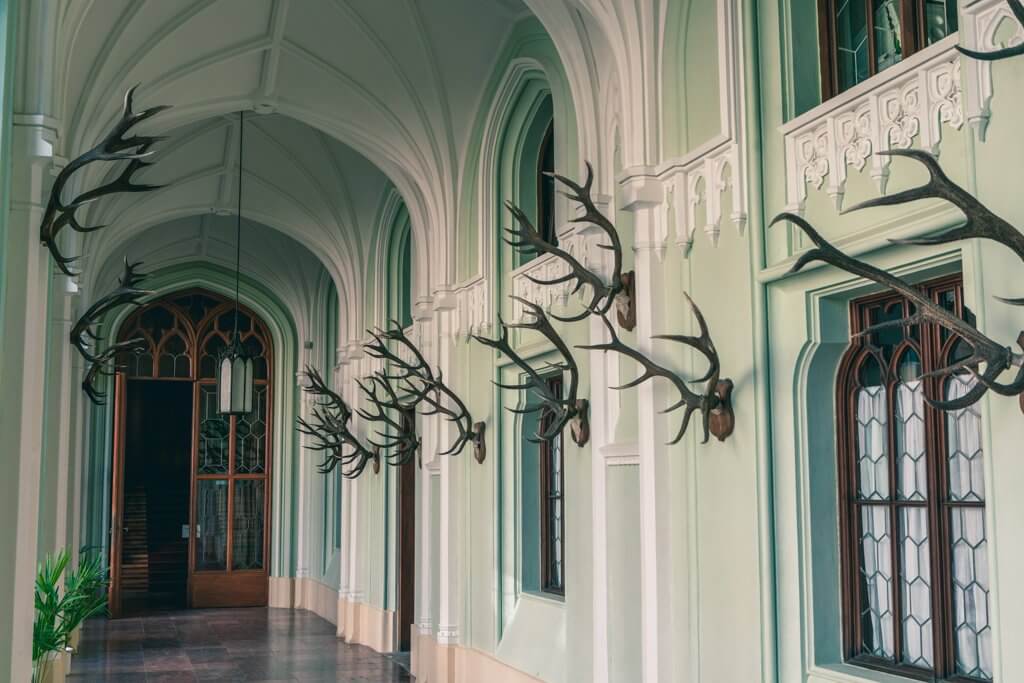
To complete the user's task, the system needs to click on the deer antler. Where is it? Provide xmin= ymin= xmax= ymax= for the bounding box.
xmin=771 ymin=212 xmax=1024 ymax=410
xmin=474 ymin=297 xmax=588 ymax=445
xmin=957 ymin=0 xmax=1024 ymax=60
xmin=503 ymin=162 xmax=633 ymax=326
xmin=70 ymin=258 xmax=152 ymax=363
xmin=72 ymin=258 xmax=152 ymax=404
xmin=40 ymin=86 xmax=170 ymax=276
xmin=297 ymin=365 xmax=375 ymax=477
xmin=356 ymin=373 xmax=420 ymax=466
xmin=578 ymin=296 xmax=733 ymax=444
xmin=842 ymin=149 xmax=1024 ymax=304
xmin=366 ymin=323 xmax=485 ymax=460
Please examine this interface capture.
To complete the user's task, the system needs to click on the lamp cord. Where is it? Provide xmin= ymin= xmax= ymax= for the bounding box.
xmin=234 ymin=109 xmax=244 ymax=339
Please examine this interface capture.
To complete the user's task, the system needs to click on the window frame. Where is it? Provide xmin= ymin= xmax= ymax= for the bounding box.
xmin=538 ymin=373 xmax=566 ymax=596
xmin=817 ymin=0 xmax=958 ymax=100
xmin=836 ymin=273 xmax=991 ymax=681
xmin=536 ymin=120 xmax=557 ymax=247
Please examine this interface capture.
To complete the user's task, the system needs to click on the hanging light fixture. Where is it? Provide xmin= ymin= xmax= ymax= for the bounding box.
xmin=217 ymin=110 xmax=255 ymax=415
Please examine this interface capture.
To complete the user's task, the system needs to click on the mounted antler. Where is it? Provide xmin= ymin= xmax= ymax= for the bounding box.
xmin=579 ymin=297 xmax=734 ymax=444
xmin=503 ymin=162 xmax=635 ymax=329
xmin=957 ymin=0 xmax=1024 ymax=60
xmin=40 ymin=85 xmax=170 ymax=275
xmin=771 ymin=212 xmax=1024 ymax=410
xmin=73 ymin=258 xmax=152 ymax=404
xmin=365 ymin=322 xmax=486 ymax=462
xmin=71 ymin=258 xmax=152 ymax=363
xmin=356 ymin=372 xmax=420 ymax=466
xmin=296 ymin=365 xmax=376 ymax=477
xmin=474 ymin=297 xmax=589 ymax=446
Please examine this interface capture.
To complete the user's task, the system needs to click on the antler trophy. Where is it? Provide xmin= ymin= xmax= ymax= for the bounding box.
xmin=41 ymin=85 xmax=170 ymax=275
xmin=364 ymin=322 xmax=487 ymax=463
xmin=296 ymin=365 xmax=376 ymax=477
xmin=579 ymin=296 xmax=734 ymax=444
xmin=356 ymin=372 xmax=421 ymax=468
xmin=73 ymin=258 xmax=152 ymax=404
xmin=474 ymin=297 xmax=589 ymax=446
xmin=504 ymin=162 xmax=635 ymax=329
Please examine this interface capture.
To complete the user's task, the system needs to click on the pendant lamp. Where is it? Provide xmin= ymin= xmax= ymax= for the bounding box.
xmin=217 ymin=110 xmax=254 ymax=415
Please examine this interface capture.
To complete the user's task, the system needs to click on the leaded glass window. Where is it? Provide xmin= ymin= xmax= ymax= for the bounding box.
xmin=539 ymin=374 xmax=565 ymax=595
xmin=818 ymin=0 xmax=959 ymax=98
xmin=838 ymin=275 xmax=992 ymax=680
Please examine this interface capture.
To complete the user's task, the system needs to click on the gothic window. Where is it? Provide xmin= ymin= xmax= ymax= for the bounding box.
xmin=817 ymin=0 xmax=958 ymax=98
xmin=537 ymin=121 xmax=557 ymax=247
xmin=837 ymin=275 xmax=992 ymax=681
xmin=539 ymin=374 xmax=565 ymax=595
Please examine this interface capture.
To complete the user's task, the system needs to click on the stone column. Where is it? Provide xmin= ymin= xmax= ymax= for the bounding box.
xmin=0 ymin=120 xmax=57 ymax=682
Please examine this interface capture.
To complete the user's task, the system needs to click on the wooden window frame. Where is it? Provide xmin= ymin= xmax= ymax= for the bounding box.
xmin=817 ymin=0 xmax=957 ymax=100
xmin=836 ymin=273 xmax=989 ymax=682
xmin=539 ymin=373 xmax=566 ymax=596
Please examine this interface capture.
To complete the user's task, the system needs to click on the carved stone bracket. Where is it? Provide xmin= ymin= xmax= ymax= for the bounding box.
xmin=783 ymin=39 xmax=965 ymax=214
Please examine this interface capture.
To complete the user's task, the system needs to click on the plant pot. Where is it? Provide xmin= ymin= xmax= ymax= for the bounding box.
xmin=34 ymin=650 xmax=67 ymax=683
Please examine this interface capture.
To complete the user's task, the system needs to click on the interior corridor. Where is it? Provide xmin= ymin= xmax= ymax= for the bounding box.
xmin=67 ymin=609 xmax=412 ymax=682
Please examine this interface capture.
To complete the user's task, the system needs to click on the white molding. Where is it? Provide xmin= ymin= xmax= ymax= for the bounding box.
xmin=782 ymin=37 xmax=964 ymax=213
xmin=961 ymin=0 xmax=1024 ymax=138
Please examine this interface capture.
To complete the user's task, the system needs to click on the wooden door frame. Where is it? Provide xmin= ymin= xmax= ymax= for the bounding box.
xmin=396 ymin=454 xmax=416 ymax=651
xmin=108 ymin=372 xmax=128 ymax=618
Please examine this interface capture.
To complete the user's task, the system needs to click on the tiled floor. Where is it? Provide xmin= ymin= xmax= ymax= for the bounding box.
xmin=67 ymin=607 xmax=414 ymax=682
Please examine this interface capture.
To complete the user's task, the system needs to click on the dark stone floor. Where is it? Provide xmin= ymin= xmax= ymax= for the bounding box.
xmin=67 ymin=607 xmax=414 ymax=682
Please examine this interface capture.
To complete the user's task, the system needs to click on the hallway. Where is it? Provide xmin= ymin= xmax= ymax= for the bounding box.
xmin=67 ymin=609 xmax=412 ymax=682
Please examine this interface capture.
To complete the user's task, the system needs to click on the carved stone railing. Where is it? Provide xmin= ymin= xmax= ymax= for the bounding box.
xmin=451 ymin=277 xmax=489 ymax=340
xmin=961 ymin=0 xmax=1024 ymax=137
xmin=782 ymin=35 xmax=964 ymax=214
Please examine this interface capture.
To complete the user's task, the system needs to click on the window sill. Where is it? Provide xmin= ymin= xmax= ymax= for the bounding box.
xmin=808 ymin=662 xmax=934 ymax=683
xmin=520 ymin=589 xmax=565 ymax=606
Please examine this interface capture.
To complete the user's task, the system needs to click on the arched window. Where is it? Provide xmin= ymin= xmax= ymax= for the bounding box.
xmin=387 ymin=203 xmax=414 ymax=329
xmin=837 ymin=274 xmax=991 ymax=680
xmin=537 ymin=120 xmax=557 ymax=247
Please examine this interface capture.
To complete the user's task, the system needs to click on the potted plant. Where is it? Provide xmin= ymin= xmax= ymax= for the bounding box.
xmin=32 ymin=549 xmax=109 ymax=682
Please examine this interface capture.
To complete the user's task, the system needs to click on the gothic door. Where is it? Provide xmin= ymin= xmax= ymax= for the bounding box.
xmin=113 ymin=290 xmax=273 ymax=610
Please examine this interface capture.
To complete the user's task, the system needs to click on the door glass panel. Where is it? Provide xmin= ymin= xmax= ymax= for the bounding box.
xmin=232 ymin=480 xmax=265 ymax=570
xmin=873 ymin=0 xmax=903 ymax=72
xmin=195 ymin=479 xmax=228 ymax=570
xmin=199 ymin=385 xmax=229 ymax=474
xmin=836 ymin=0 xmax=870 ymax=91
xmin=235 ymin=385 xmax=267 ymax=474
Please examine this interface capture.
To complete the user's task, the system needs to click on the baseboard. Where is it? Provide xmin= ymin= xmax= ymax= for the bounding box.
xmin=268 ymin=576 xmax=396 ymax=654
xmin=412 ymin=627 xmax=544 ymax=683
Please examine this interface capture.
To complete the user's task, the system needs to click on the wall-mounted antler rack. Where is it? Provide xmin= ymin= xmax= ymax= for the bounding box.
xmin=72 ymin=258 xmax=152 ymax=404
xmin=772 ymin=150 xmax=1024 ymax=411
xmin=365 ymin=321 xmax=486 ymax=463
xmin=296 ymin=365 xmax=376 ymax=477
xmin=504 ymin=162 xmax=635 ymax=330
xmin=41 ymin=85 xmax=170 ymax=276
xmin=579 ymin=296 xmax=734 ymax=444
xmin=356 ymin=371 xmax=421 ymax=467
xmin=474 ymin=296 xmax=589 ymax=446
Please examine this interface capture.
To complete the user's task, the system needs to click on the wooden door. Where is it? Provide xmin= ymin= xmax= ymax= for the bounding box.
xmin=108 ymin=290 xmax=274 ymax=611
xmin=189 ymin=380 xmax=272 ymax=607
xmin=396 ymin=431 xmax=416 ymax=651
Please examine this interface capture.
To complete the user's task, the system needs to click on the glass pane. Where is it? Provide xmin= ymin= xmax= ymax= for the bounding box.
xmin=946 ymin=375 xmax=985 ymax=502
xmin=924 ymin=0 xmax=958 ymax=45
xmin=895 ymin=378 xmax=927 ymax=501
xmin=836 ymin=0 xmax=870 ymax=91
xmin=200 ymin=335 xmax=226 ymax=379
xmin=199 ymin=385 xmax=229 ymax=474
xmin=195 ymin=479 xmax=228 ymax=570
xmin=855 ymin=382 xmax=889 ymax=500
xmin=899 ymin=507 xmax=933 ymax=668
xmin=545 ymin=434 xmax=564 ymax=590
xmin=158 ymin=333 xmax=191 ymax=378
xmin=859 ymin=505 xmax=895 ymax=658
xmin=236 ymin=386 xmax=268 ymax=474
xmin=951 ymin=508 xmax=993 ymax=680
xmin=873 ymin=0 xmax=903 ymax=72
xmin=232 ymin=480 xmax=265 ymax=570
